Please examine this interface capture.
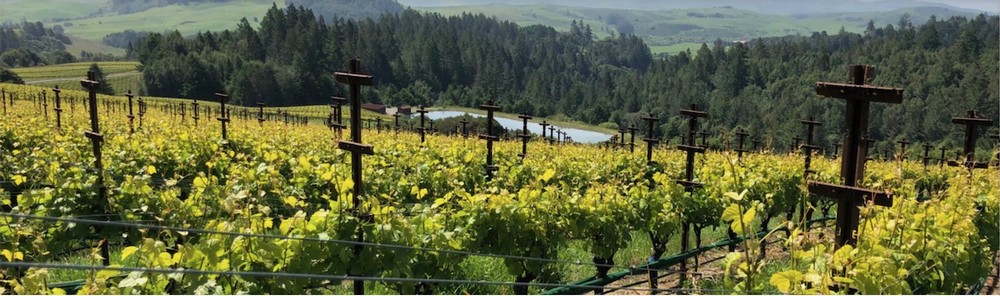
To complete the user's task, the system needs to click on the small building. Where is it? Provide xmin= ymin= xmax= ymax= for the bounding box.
xmin=397 ymin=105 xmax=412 ymax=115
xmin=360 ymin=103 xmax=386 ymax=114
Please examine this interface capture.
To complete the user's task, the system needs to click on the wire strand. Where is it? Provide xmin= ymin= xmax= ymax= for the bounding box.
xmin=0 ymin=213 xmax=670 ymax=272
xmin=0 ymin=261 xmax=661 ymax=292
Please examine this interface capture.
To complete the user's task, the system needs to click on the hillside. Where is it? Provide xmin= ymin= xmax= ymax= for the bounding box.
xmin=419 ymin=4 xmax=983 ymax=54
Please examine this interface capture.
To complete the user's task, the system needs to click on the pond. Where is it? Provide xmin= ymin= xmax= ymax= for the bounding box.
xmin=422 ymin=111 xmax=613 ymax=144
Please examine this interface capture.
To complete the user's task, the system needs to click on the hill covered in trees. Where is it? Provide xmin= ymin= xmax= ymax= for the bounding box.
xmin=131 ymin=4 xmax=998 ymax=150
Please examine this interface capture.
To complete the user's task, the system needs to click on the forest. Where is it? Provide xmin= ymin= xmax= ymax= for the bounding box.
xmin=130 ymin=4 xmax=998 ymax=150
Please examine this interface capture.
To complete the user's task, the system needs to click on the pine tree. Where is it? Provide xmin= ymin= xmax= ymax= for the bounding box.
xmin=88 ymin=63 xmax=115 ymax=95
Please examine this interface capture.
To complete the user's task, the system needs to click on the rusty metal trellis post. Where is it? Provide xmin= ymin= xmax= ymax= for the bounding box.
xmin=808 ymin=65 xmax=901 ymax=247
xmin=81 ymin=71 xmax=111 ymax=266
xmin=676 ymin=103 xmax=707 ymax=285
xmin=334 ymin=59 xmax=375 ymax=295
xmin=480 ymin=100 xmax=501 ymax=181
xmin=518 ymin=114 xmax=532 ymax=158
xmin=947 ymin=110 xmax=993 ymax=170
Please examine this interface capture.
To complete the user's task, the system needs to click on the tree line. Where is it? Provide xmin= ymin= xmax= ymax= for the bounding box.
xmin=131 ymin=4 xmax=998 ymax=151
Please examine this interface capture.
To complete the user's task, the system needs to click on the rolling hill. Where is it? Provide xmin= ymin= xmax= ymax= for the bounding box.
xmin=418 ymin=4 xmax=985 ymax=54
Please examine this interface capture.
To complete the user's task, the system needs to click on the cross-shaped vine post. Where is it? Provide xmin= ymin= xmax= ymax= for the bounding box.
xmin=699 ymin=130 xmax=708 ymax=150
xmin=391 ymin=113 xmax=399 ymax=134
xmin=735 ymin=128 xmax=750 ymax=162
xmin=331 ymin=96 xmax=347 ymax=137
xmin=792 ymin=136 xmax=803 ymax=154
xmin=52 ymin=86 xmax=63 ymax=129
xmin=518 ymin=114 xmax=532 ymax=158
xmin=428 ymin=119 xmax=435 ymax=134
xmin=628 ymin=124 xmax=637 ymax=153
xmin=939 ymin=147 xmax=947 ymax=168
xmin=922 ymin=144 xmax=934 ymax=168
xmin=642 ymin=113 xmax=658 ymax=164
xmin=257 ymin=102 xmax=266 ymax=126
xmin=809 ymin=65 xmax=901 ymax=247
xmin=795 ymin=117 xmax=822 ymax=224
xmin=42 ymin=90 xmax=48 ymax=120
xmin=480 ymin=100 xmax=501 ymax=181
xmin=124 ymin=90 xmax=136 ymax=134
xmin=539 ymin=120 xmax=549 ymax=141
xmin=548 ymin=126 xmax=556 ymax=144
xmin=417 ymin=105 xmax=428 ymax=142
xmin=897 ymin=139 xmax=909 ymax=162
xmin=81 ymin=71 xmax=111 ymax=266
xmin=947 ymin=110 xmax=993 ymax=170
xmin=676 ymin=103 xmax=707 ymax=285
xmin=990 ymin=132 xmax=1000 ymax=168
xmin=459 ymin=117 xmax=469 ymax=137
xmin=137 ymin=97 xmax=145 ymax=129
xmin=334 ymin=59 xmax=375 ymax=295
xmin=215 ymin=92 xmax=230 ymax=141
xmin=191 ymin=99 xmax=200 ymax=127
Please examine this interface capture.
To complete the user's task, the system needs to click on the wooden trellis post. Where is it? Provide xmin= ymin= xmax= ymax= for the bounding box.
xmin=480 ymin=100 xmax=501 ymax=180
xmin=539 ymin=120 xmax=549 ymax=141
xmin=428 ymin=119 xmax=435 ymax=134
xmin=331 ymin=96 xmax=347 ymax=137
xmin=215 ymin=92 xmax=230 ymax=141
xmin=393 ymin=113 xmax=400 ymax=134
xmin=52 ymin=86 xmax=63 ymax=129
xmin=897 ymin=139 xmax=909 ymax=161
xmin=676 ymin=103 xmax=707 ymax=284
xmin=808 ymin=65 xmax=901 ymax=247
xmin=642 ymin=113 xmax=658 ymax=164
xmin=137 ymin=97 xmax=145 ymax=129
xmin=922 ymin=144 xmax=933 ymax=168
xmin=735 ymin=129 xmax=749 ymax=162
xmin=191 ymin=99 xmax=200 ymax=127
xmin=947 ymin=110 xmax=993 ymax=170
xmin=42 ymin=91 xmax=48 ymax=120
xmin=1 ymin=90 xmax=6 ymax=115
xmin=417 ymin=105 xmax=428 ymax=142
xmin=991 ymin=132 xmax=1000 ymax=168
xmin=699 ymin=130 xmax=708 ymax=149
xmin=518 ymin=114 xmax=532 ymax=158
xmin=334 ymin=59 xmax=375 ymax=295
xmin=792 ymin=136 xmax=803 ymax=153
xmin=376 ymin=117 xmax=382 ymax=133
xmin=80 ymin=71 xmax=111 ymax=266
xmin=125 ymin=90 xmax=136 ymax=134
xmin=628 ymin=124 xmax=637 ymax=153
xmin=459 ymin=117 xmax=469 ymax=137
xmin=833 ymin=142 xmax=841 ymax=158
xmin=549 ymin=125 xmax=556 ymax=144
xmin=257 ymin=102 xmax=266 ymax=126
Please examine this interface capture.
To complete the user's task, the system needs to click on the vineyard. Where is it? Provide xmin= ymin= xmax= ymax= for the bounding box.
xmin=13 ymin=62 xmax=145 ymax=97
xmin=0 ymin=72 xmax=998 ymax=295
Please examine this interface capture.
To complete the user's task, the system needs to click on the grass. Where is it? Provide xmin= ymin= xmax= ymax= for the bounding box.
xmin=649 ymin=42 xmax=706 ymax=55
xmin=47 ymin=0 xmax=284 ymax=42
xmin=428 ymin=106 xmax=616 ymax=134
xmin=64 ymin=35 xmax=127 ymax=57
